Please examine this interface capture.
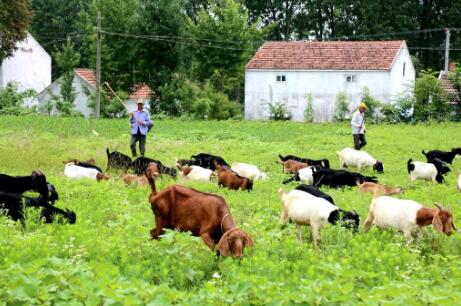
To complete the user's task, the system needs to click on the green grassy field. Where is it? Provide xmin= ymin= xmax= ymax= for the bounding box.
xmin=0 ymin=115 xmax=460 ymax=305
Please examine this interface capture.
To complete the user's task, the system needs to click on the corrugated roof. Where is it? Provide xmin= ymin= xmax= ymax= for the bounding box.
xmin=246 ymin=40 xmax=406 ymax=71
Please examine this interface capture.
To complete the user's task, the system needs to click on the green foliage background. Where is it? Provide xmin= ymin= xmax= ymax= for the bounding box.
xmin=0 ymin=115 xmax=461 ymax=304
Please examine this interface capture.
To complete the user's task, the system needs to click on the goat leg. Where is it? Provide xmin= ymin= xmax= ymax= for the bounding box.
xmin=200 ymin=233 xmax=216 ymax=250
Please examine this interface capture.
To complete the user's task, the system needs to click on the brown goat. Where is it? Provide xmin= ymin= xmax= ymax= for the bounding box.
xmin=277 ymin=159 xmax=308 ymax=173
xmin=146 ymin=167 xmax=254 ymax=259
xmin=357 ymin=181 xmax=404 ymax=196
xmin=216 ymin=164 xmax=253 ymax=191
xmin=123 ymin=174 xmax=148 ymax=186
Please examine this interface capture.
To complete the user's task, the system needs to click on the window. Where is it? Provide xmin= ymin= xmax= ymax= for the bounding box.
xmin=276 ymin=75 xmax=286 ymax=82
xmin=345 ymin=75 xmax=357 ymax=83
xmin=403 ymin=62 xmax=406 ymax=77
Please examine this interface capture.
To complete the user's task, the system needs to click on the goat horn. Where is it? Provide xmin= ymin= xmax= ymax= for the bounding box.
xmin=434 ymin=203 xmax=443 ymax=210
xmin=452 ymin=221 xmax=457 ymax=231
xmin=352 ymin=209 xmax=358 ymax=215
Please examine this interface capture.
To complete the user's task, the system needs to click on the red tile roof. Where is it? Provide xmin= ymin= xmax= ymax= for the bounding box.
xmin=246 ymin=40 xmax=406 ymax=71
xmin=129 ymin=84 xmax=152 ymax=99
xmin=75 ymin=68 xmax=96 ymax=88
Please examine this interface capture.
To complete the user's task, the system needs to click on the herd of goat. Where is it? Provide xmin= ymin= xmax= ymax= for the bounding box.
xmin=0 ymin=146 xmax=460 ymax=259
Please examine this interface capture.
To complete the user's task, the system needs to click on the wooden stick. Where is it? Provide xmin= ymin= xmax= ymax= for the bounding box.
xmin=103 ymin=82 xmax=131 ymax=112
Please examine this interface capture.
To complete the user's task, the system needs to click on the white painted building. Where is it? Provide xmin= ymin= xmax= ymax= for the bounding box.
xmin=245 ymin=40 xmax=415 ymax=122
xmin=37 ymin=68 xmax=96 ymax=117
xmin=0 ymin=32 xmax=51 ymax=104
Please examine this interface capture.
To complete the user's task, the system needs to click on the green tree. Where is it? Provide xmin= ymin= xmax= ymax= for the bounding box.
xmin=0 ymin=0 xmax=33 ymax=61
xmin=54 ymin=37 xmax=81 ymax=114
xmin=414 ymin=69 xmax=448 ymax=121
xmin=361 ymin=86 xmax=382 ymax=123
xmin=334 ymin=91 xmax=349 ymax=121
xmin=0 ymin=82 xmax=36 ymax=114
xmin=304 ymin=93 xmax=314 ymax=123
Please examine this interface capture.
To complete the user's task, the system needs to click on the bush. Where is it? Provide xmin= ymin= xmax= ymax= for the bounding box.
xmin=304 ymin=93 xmax=314 ymax=123
xmin=263 ymin=87 xmax=291 ymax=121
xmin=361 ymin=86 xmax=382 ymax=123
xmin=334 ymin=91 xmax=349 ymax=121
xmin=414 ymin=69 xmax=448 ymax=121
xmin=0 ymin=82 xmax=37 ymax=115
xmin=382 ymin=86 xmax=415 ymax=123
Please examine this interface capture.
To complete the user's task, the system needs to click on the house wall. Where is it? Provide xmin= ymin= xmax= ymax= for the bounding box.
xmin=37 ymin=75 xmax=94 ymax=117
xmin=0 ymin=33 xmax=51 ymax=96
xmin=389 ymin=47 xmax=416 ymax=99
xmin=245 ymin=69 xmax=390 ymax=122
xmin=127 ymin=98 xmax=150 ymax=113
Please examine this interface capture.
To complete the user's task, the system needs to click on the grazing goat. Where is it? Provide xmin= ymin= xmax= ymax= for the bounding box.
xmin=428 ymin=158 xmax=451 ymax=176
xmin=313 ymin=168 xmax=377 ymax=188
xmin=294 ymin=184 xmax=335 ymax=204
xmin=277 ymin=159 xmax=308 ymax=174
xmin=422 ymin=148 xmax=461 ymax=164
xmin=278 ymin=189 xmax=359 ymax=247
xmin=364 ymin=196 xmax=455 ymax=238
xmin=176 ymin=164 xmax=214 ymax=182
xmin=146 ymin=166 xmax=254 ymax=259
xmin=131 ymin=157 xmax=177 ymax=178
xmin=46 ymin=183 xmax=59 ymax=204
xmin=187 ymin=153 xmax=230 ymax=171
xmin=216 ymin=164 xmax=253 ymax=191
xmin=0 ymin=171 xmax=49 ymax=200
xmin=106 ymin=148 xmax=132 ymax=171
xmin=282 ymin=166 xmax=318 ymax=185
xmin=64 ymin=159 xmax=103 ymax=173
xmin=357 ymin=181 xmax=403 ymax=196
xmin=458 ymin=173 xmax=461 ymax=191
xmin=337 ymin=148 xmax=384 ymax=173
xmin=407 ymin=159 xmax=443 ymax=184
xmin=0 ymin=192 xmax=76 ymax=224
xmin=64 ymin=163 xmax=110 ymax=181
xmin=230 ymin=162 xmax=268 ymax=181
xmin=279 ymin=154 xmax=330 ymax=168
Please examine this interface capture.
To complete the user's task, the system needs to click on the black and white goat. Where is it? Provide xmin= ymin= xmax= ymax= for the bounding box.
xmin=407 ymin=159 xmax=444 ymax=184
xmin=179 ymin=153 xmax=230 ymax=171
xmin=294 ymin=184 xmax=335 ymax=204
xmin=312 ymin=168 xmax=377 ymax=188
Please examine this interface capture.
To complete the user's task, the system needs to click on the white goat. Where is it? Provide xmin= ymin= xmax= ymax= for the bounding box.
xmin=407 ymin=159 xmax=442 ymax=184
xmin=278 ymin=189 xmax=359 ymax=247
xmin=231 ymin=162 xmax=268 ymax=181
xmin=64 ymin=162 xmax=109 ymax=181
xmin=457 ymin=173 xmax=461 ymax=191
xmin=337 ymin=148 xmax=384 ymax=173
xmin=364 ymin=196 xmax=455 ymax=238
xmin=177 ymin=165 xmax=213 ymax=182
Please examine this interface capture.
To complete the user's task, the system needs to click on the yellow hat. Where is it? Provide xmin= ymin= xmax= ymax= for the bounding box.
xmin=137 ymin=98 xmax=144 ymax=105
xmin=359 ymin=102 xmax=367 ymax=109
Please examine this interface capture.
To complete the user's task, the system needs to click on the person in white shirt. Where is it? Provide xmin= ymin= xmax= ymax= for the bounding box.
xmin=351 ymin=102 xmax=367 ymax=150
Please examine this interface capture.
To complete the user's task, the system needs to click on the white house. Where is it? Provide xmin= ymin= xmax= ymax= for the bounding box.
xmin=37 ymin=68 xmax=96 ymax=117
xmin=245 ymin=40 xmax=415 ymax=122
xmin=37 ymin=68 xmax=152 ymax=117
xmin=0 ymin=32 xmax=51 ymax=105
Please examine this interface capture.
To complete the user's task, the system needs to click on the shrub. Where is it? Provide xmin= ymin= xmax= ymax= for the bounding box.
xmin=414 ymin=69 xmax=448 ymax=121
xmin=334 ymin=91 xmax=349 ymax=121
xmin=304 ymin=93 xmax=314 ymax=123
xmin=382 ymin=86 xmax=415 ymax=123
xmin=263 ymin=86 xmax=291 ymax=121
xmin=361 ymin=86 xmax=382 ymax=123
xmin=0 ymin=82 xmax=37 ymax=115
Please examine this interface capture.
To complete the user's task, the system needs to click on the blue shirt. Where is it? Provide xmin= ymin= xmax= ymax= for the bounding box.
xmin=130 ymin=110 xmax=152 ymax=135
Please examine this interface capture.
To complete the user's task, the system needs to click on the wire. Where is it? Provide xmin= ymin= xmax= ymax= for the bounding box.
xmin=325 ymin=28 xmax=447 ymax=41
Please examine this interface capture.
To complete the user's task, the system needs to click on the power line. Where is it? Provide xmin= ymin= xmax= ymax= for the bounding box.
xmin=326 ymin=28 xmax=447 ymax=41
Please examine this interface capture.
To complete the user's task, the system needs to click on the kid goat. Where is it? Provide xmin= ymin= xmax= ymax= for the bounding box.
xmin=146 ymin=163 xmax=254 ymax=258
xmin=216 ymin=164 xmax=253 ymax=191
xmin=278 ymin=189 xmax=359 ymax=248
xmin=364 ymin=196 xmax=456 ymax=238
xmin=64 ymin=162 xmax=110 ymax=181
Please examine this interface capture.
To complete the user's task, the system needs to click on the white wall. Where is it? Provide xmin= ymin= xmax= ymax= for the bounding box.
xmin=37 ymin=75 xmax=94 ymax=117
xmin=0 ymin=33 xmax=51 ymax=97
xmin=245 ymin=69 xmax=390 ymax=122
xmin=389 ymin=46 xmax=416 ymax=100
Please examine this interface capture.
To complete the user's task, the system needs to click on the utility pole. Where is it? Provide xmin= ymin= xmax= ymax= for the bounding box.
xmin=444 ymin=28 xmax=450 ymax=73
xmin=95 ymin=11 xmax=101 ymax=118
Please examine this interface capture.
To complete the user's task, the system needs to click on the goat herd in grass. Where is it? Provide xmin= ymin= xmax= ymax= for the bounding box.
xmin=1 ymin=146 xmax=460 ymax=259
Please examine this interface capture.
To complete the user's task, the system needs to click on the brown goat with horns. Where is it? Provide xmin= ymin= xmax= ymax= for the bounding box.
xmin=145 ymin=163 xmax=254 ymax=258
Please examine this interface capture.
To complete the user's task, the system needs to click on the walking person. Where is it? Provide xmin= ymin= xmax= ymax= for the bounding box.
xmin=351 ymin=102 xmax=367 ymax=150
xmin=130 ymin=99 xmax=152 ymax=157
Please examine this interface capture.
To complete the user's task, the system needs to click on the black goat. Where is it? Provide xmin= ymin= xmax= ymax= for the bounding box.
xmin=131 ymin=157 xmax=177 ymax=178
xmin=189 ymin=153 xmax=230 ymax=171
xmin=279 ymin=154 xmax=330 ymax=169
xmin=294 ymin=184 xmax=335 ymax=204
xmin=46 ymin=183 xmax=59 ymax=204
xmin=106 ymin=148 xmax=132 ymax=171
xmin=313 ymin=168 xmax=377 ymax=188
xmin=0 ymin=171 xmax=49 ymax=199
xmin=0 ymin=192 xmax=76 ymax=224
xmin=429 ymin=158 xmax=451 ymax=176
xmin=422 ymin=148 xmax=461 ymax=164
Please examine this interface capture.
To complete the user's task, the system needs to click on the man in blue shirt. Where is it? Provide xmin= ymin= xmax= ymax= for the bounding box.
xmin=130 ymin=99 xmax=152 ymax=157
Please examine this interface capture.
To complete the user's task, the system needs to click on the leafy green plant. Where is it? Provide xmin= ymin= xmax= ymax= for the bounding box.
xmin=414 ymin=69 xmax=448 ymax=121
xmin=263 ymin=86 xmax=291 ymax=121
xmin=0 ymin=82 xmax=37 ymax=115
xmin=334 ymin=91 xmax=349 ymax=121
xmin=304 ymin=93 xmax=314 ymax=123
xmin=361 ymin=86 xmax=382 ymax=123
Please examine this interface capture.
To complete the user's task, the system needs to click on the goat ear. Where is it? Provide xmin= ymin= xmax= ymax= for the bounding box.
xmin=242 ymin=231 xmax=254 ymax=248
xmin=217 ymin=232 xmax=231 ymax=256
xmin=432 ymin=214 xmax=444 ymax=232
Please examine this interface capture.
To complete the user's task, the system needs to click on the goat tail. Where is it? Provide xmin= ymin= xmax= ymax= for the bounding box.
xmin=106 ymin=148 xmax=110 ymax=158
xmin=407 ymin=159 xmax=414 ymax=174
xmin=421 ymin=150 xmax=427 ymax=156
xmin=278 ymin=154 xmax=285 ymax=161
